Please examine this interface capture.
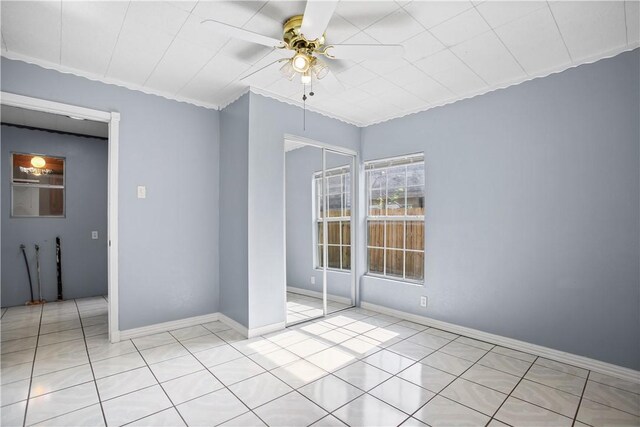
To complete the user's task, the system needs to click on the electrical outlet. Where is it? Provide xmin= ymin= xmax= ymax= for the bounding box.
xmin=137 ymin=185 xmax=146 ymax=199
xmin=420 ymin=296 xmax=427 ymax=308
xmin=91 ymin=231 xmax=98 ymax=240
xmin=310 ymin=276 xmax=316 ymax=285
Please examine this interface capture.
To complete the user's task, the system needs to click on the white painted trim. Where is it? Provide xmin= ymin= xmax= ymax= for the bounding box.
xmin=284 ymin=134 xmax=358 ymax=157
xmin=1 ymin=52 xmax=219 ymax=111
xmin=218 ymin=313 xmax=249 ymax=337
xmin=0 ymin=92 xmax=121 ymax=344
xmin=119 ymin=313 xmax=220 ymax=341
xmin=287 ymin=286 xmax=352 ymax=305
xmin=361 ymin=302 xmax=640 ymax=384
xmin=108 ymin=113 xmax=120 ymax=343
xmin=248 ymin=321 xmax=286 ymax=338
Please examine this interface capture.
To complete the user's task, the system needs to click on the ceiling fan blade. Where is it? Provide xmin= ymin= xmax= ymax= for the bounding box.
xmin=240 ymin=50 xmax=290 ymax=81
xmin=325 ymin=44 xmax=405 ymax=61
xmin=300 ymin=0 xmax=338 ymax=41
xmin=201 ymin=19 xmax=284 ymax=48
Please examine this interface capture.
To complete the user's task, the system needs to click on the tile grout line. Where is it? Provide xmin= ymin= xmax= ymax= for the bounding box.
xmin=166 ymin=328 xmax=274 ymax=427
xmin=73 ymin=298 xmax=109 ymax=427
xmin=128 ymin=338 xmax=191 ymax=427
xmin=19 ymin=304 xmax=43 ymax=427
xmin=571 ymin=370 xmax=591 ymax=427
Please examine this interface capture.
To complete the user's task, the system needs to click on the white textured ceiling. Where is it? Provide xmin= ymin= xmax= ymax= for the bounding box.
xmin=1 ymin=1 xmax=638 ymax=126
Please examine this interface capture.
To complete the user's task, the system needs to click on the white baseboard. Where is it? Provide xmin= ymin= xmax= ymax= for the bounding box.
xmin=118 ymin=313 xmax=221 ymax=341
xmin=361 ymin=301 xmax=640 ymax=384
xmin=287 ymin=286 xmax=352 ymax=305
xmin=218 ymin=313 xmax=249 ymax=337
xmin=248 ymin=321 xmax=286 ymax=338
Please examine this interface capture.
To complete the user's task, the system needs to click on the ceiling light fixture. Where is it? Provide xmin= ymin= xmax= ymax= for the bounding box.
xmin=30 ymin=156 xmax=46 ymax=168
xmin=301 ymin=72 xmax=311 ymax=85
xmin=291 ymin=52 xmax=312 ymax=73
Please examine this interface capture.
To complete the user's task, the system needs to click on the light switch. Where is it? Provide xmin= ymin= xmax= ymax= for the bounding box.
xmin=92 ymin=231 xmax=98 ymax=240
xmin=137 ymin=185 xmax=146 ymax=199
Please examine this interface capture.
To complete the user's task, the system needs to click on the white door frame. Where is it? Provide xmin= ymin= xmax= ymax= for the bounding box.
xmin=283 ymin=134 xmax=358 ymax=326
xmin=1 ymin=91 xmax=121 ymax=343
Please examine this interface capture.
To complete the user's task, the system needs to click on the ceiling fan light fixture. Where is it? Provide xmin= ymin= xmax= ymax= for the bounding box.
xmin=280 ymin=60 xmax=296 ymax=80
xmin=311 ymin=58 xmax=329 ymax=80
xmin=301 ymin=72 xmax=312 ymax=85
xmin=291 ymin=52 xmax=311 ymax=73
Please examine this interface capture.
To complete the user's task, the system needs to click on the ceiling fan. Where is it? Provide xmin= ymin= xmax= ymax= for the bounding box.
xmin=201 ymin=0 xmax=404 ymax=92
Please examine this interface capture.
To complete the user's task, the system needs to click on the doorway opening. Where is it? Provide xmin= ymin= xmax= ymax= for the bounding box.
xmin=284 ymin=135 xmax=357 ymax=326
xmin=0 ymin=92 xmax=120 ymax=342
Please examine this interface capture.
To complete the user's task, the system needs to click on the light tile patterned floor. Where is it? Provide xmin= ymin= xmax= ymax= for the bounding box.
xmin=286 ymin=292 xmax=350 ymax=324
xmin=1 ymin=297 xmax=639 ymax=426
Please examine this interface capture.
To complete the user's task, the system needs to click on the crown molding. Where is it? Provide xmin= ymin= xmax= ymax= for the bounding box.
xmin=364 ymin=44 xmax=640 ymax=127
xmin=1 ymin=51 xmax=220 ymax=111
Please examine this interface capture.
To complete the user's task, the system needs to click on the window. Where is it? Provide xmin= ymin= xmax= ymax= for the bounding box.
xmin=11 ymin=153 xmax=65 ymax=217
xmin=366 ymin=154 xmax=425 ymax=282
xmin=314 ymin=166 xmax=351 ymax=270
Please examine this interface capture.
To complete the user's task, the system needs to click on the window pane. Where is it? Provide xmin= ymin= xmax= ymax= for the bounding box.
xmin=385 ymin=221 xmax=404 ymax=249
xmin=342 ymin=246 xmax=351 ymax=270
xmin=406 ymin=221 xmax=424 ymax=250
xmin=327 ymin=194 xmax=342 ymax=217
xmin=386 ymin=166 xmax=406 ymax=216
xmin=368 ymin=170 xmax=386 ymax=216
xmin=328 ymin=222 xmax=340 ymax=245
xmin=367 ymin=221 xmax=384 ymax=248
xmin=407 ymin=185 xmax=424 ymax=216
xmin=328 ymin=246 xmax=341 ymax=269
xmin=341 ymin=221 xmax=351 ymax=245
xmin=317 ymin=245 xmax=323 ymax=267
xmin=386 ymin=249 xmax=403 ymax=277
xmin=406 ymin=251 xmax=424 ymax=281
xmin=12 ymin=186 xmax=64 ymax=217
xmin=407 ymin=163 xmax=424 ymax=186
xmin=344 ymin=174 xmax=351 ymax=216
xmin=12 ymin=154 xmax=64 ymax=186
xmin=368 ymin=248 xmax=384 ymax=274
xmin=327 ymin=175 xmax=342 ymax=195
xmin=317 ymin=222 xmax=323 ymax=244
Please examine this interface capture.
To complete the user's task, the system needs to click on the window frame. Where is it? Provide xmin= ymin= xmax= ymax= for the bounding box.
xmin=365 ymin=153 xmax=425 ymax=284
xmin=10 ymin=152 xmax=66 ymax=218
xmin=313 ymin=165 xmax=352 ymax=272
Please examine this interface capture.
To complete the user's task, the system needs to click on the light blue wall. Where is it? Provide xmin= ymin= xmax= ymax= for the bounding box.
xmin=360 ymin=49 xmax=640 ymax=369
xmin=1 ymin=125 xmax=107 ymax=306
xmin=247 ymin=93 xmax=360 ymax=329
xmin=219 ymin=93 xmax=249 ymax=326
xmin=285 ymin=145 xmax=353 ymax=300
xmin=1 ymin=58 xmax=221 ymax=330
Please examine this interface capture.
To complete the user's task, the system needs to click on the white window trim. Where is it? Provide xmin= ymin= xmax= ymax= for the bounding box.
xmin=365 ymin=154 xmax=425 ymax=284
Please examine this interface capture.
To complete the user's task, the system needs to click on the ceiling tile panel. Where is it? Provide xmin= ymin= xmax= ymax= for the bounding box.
xmin=266 ymin=76 xmax=304 ymax=98
xmin=177 ymin=13 xmax=231 ymax=51
xmin=402 ymin=31 xmax=446 ymax=62
xmin=410 ymin=77 xmax=455 ymax=105
xmin=166 ymin=1 xmax=198 ymax=13
xmin=383 ymin=63 xmax=426 ymax=88
xmin=335 ymin=64 xmax=379 ymax=87
xmin=359 ymin=57 xmax=407 ymax=77
xmin=626 ymin=1 xmax=640 ymax=45
xmin=494 ymin=6 xmax=572 ymax=75
xmin=335 ymin=1 xmax=400 ymax=29
xmin=549 ymin=1 xmax=627 ymax=61
xmin=475 ymin=1 xmax=547 ymax=28
xmin=403 ymin=1 xmax=474 ymax=29
xmin=359 ymin=76 xmax=403 ymax=97
xmin=258 ymin=1 xmax=306 ymax=23
xmin=416 ymin=50 xmax=487 ymax=95
xmin=191 ymin=1 xmax=266 ymax=27
xmin=145 ymin=38 xmax=217 ymax=94
xmin=1 ymin=0 xmax=61 ymax=63
xmin=61 ymin=1 xmax=129 ymax=75
xmin=430 ymin=7 xmax=492 ymax=47
xmin=451 ymin=30 xmax=526 ymax=85
xmin=325 ymin=14 xmax=361 ymax=44
xmin=363 ymin=8 xmax=424 ymax=43
xmin=125 ymin=1 xmax=190 ymax=36
xmin=106 ymin=26 xmax=175 ymax=86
